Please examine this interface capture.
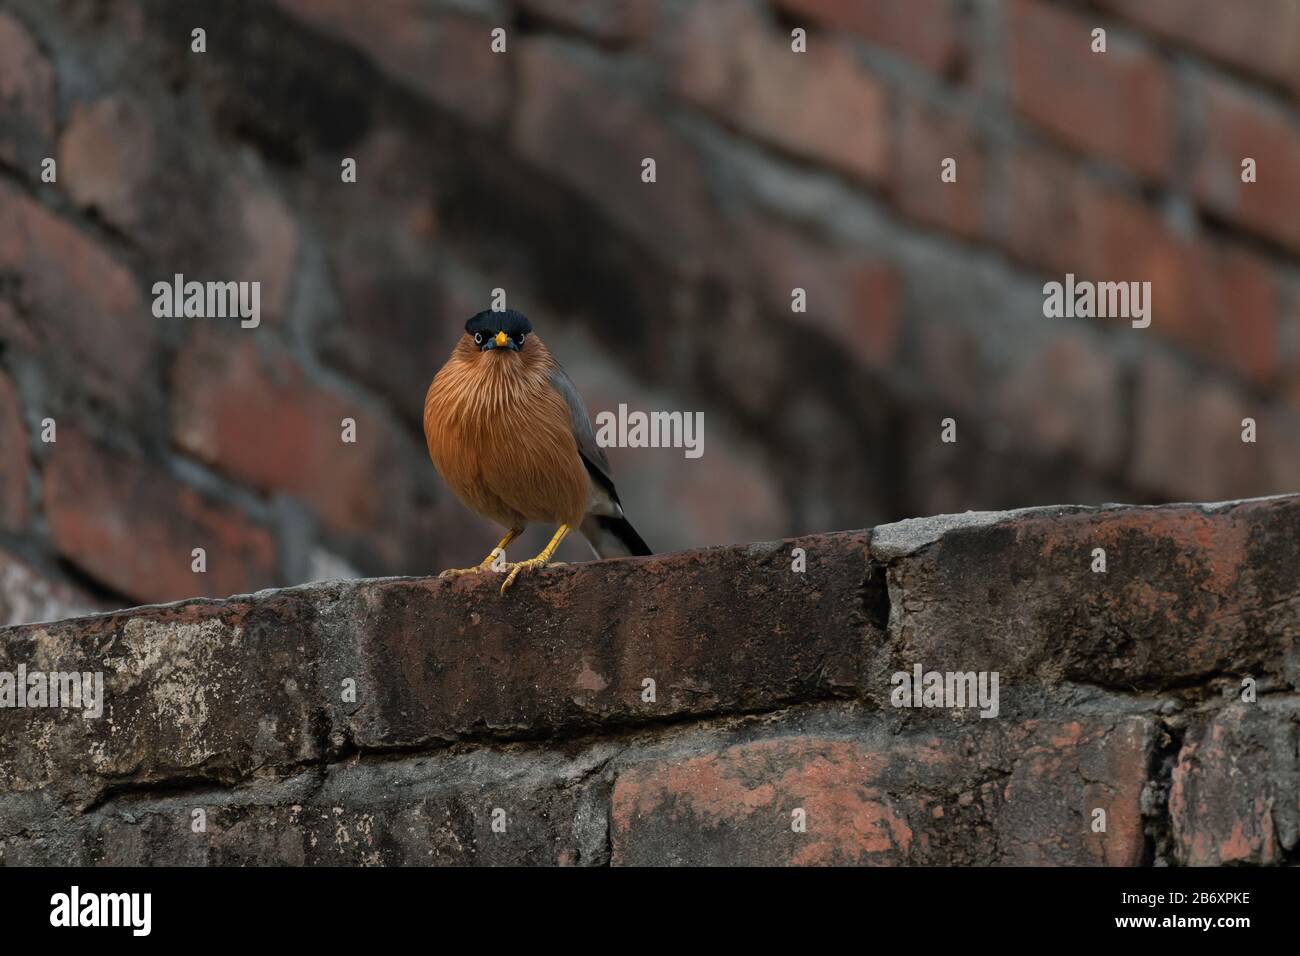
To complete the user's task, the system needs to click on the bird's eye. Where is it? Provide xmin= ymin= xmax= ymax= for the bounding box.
xmin=516 ymin=332 xmax=527 ymax=345
xmin=473 ymin=332 xmax=483 ymax=345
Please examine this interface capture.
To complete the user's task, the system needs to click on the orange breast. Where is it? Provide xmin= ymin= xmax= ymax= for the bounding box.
xmin=423 ymin=339 xmax=589 ymax=529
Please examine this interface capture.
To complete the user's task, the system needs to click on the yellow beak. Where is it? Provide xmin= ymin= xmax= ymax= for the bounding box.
xmin=494 ymin=331 xmax=508 ymax=348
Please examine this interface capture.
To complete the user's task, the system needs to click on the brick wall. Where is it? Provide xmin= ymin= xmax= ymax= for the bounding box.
xmin=2 ymin=495 xmax=1297 ymax=865
xmin=0 ymin=0 xmax=1299 ymax=623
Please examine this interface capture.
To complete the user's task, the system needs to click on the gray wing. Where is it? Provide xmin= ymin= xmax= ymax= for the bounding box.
xmin=548 ymin=365 xmax=619 ymax=504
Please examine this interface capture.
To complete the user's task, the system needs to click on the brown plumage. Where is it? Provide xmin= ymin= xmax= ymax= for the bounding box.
xmin=424 ymin=309 xmax=651 ymax=593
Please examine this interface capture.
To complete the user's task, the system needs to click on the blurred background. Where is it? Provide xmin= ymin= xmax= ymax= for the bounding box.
xmin=0 ymin=0 xmax=1298 ymax=624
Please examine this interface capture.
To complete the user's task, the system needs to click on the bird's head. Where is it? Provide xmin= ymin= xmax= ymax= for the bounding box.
xmin=464 ymin=309 xmax=533 ymax=355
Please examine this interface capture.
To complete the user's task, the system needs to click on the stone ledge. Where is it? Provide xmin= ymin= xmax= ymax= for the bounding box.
xmin=2 ymin=497 xmax=1298 ymax=866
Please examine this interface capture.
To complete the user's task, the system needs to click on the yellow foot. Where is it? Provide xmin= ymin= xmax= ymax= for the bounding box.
xmin=498 ymin=558 xmax=563 ymax=594
xmin=438 ymin=548 xmax=504 ymax=579
xmin=438 ymin=563 xmax=489 ymax=579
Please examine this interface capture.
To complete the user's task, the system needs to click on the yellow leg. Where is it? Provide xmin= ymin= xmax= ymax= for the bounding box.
xmin=499 ymin=524 xmax=570 ymax=594
xmin=438 ymin=527 xmax=522 ymax=578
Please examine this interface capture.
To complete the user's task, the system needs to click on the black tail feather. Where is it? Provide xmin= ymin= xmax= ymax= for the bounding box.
xmin=593 ymin=515 xmax=652 ymax=557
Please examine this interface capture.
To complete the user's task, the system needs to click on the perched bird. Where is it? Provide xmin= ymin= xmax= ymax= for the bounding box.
xmin=423 ymin=309 xmax=652 ymax=593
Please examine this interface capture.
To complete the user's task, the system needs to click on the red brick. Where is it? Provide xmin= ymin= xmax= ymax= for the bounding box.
xmin=341 ymin=533 xmax=879 ymax=749
xmin=43 ymin=429 xmax=277 ymax=604
xmin=997 ymin=716 xmax=1152 ymax=866
xmin=612 ymin=737 xmax=919 ymax=866
xmin=1008 ymin=0 xmax=1173 ymax=180
xmin=173 ymin=335 xmax=392 ymax=543
xmin=1193 ymin=76 xmax=1300 ymax=255
xmin=172 ymin=331 xmax=464 ymax=573
xmin=895 ymin=98 xmax=987 ymax=239
xmin=1096 ymin=0 xmax=1300 ymax=94
xmin=744 ymin=218 xmax=900 ymax=370
xmin=0 ymin=370 xmax=27 ymax=532
xmin=0 ymin=182 xmax=154 ymax=410
xmin=876 ymin=498 xmax=1300 ymax=691
xmin=272 ymin=1 xmax=508 ymax=129
xmin=670 ymin=0 xmax=889 ymax=184
xmin=611 ymin=718 xmax=1153 ymax=866
xmin=1007 ymin=146 xmax=1282 ymax=386
xmin=1170 ymin=704 xmax=1299 ymax=866
xmin=1087 ymin=193 xmax=1283 ymax=386
xmin=512 ymin=37 xmax=722 ymax=274
xmin=772 ymin=0 xmax=962 ymax=75
xmin=516 ymin=0 xmax=655 ymax=44
xmin=0 ymin=13 xmax=55 ymax=173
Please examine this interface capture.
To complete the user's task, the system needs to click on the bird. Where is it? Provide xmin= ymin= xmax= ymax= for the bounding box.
xmin=423 ymin=308 xmax=652 ymax=593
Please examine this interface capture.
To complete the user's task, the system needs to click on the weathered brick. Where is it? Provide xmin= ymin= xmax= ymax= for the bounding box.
xmin=335 ymin=533 xmax=879 ymax=749
xmin=996 ymin=715 xmax=1153 ymax=866
xmin=272 ymin=1 xmax=509 ymax=129
xmin=1008 ymin=0 xmax=1172 ymax=180
xmin=610 ymin=716 xmax=1153 ymax=865
xmin=75 ymin=747 xmax=613 ymax=866
xmin=1170 ymin=703 xmax=1299 ymax=866
xmin=671 ymin=0 xmax=889 ymax=184
xmin=0 ymin=596 xmax=324 ymax=801
xmin=773 ymin=0 xmax=962 ymax=75
xmin=872 ymin=497 xmax=1300 ymax=691
xmin=0 ymin=13 xmax=55 ymax=173
xmin=1193 ymin=76 xmax=1300 ymax=255
xmin=42 ymin=429 xmax=277 ymax=604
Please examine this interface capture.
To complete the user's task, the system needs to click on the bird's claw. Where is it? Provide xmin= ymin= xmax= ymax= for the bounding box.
xmin=437 ymin=561 xmax=491 ymax=579
xmin=498 ymin=558 xmax=558 ymax=594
